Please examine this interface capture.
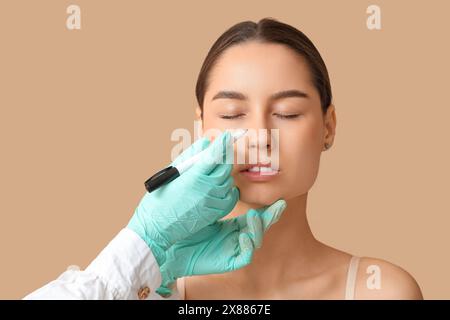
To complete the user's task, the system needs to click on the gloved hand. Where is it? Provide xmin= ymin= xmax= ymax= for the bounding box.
xmin=155 ymin=199 xmax=287 ymax=297
xmin=127 ymin=131 xmax=239 ymax=266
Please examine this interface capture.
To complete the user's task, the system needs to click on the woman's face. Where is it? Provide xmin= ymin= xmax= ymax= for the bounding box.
xmin=197 ymin=41 xmax=336 ymax=207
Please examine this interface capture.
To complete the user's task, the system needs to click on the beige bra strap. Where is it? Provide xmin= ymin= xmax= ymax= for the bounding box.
xmin=176 ymin=276 xmax=186 ymax=300
xmin=345 ymin=256 xmax=361 ymax=300
xmin=177 ymin=258 xmax=361 ymax=300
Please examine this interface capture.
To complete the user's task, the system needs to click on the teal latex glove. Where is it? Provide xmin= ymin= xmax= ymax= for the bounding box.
xmin=156 ymin=199 xmax=287 ymax=297
xmin=127 ymin=131 xmax=239 ymax=266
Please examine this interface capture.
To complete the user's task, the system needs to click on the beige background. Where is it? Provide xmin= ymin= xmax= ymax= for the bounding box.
xmin=0 ymin=0 xmax=449 ymax=299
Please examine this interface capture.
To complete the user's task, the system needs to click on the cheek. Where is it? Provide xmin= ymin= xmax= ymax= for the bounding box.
xmin=276 ymin=123 xmax=323 ymax=198
xmin=281 ymin=152 xmax=321 ymax=199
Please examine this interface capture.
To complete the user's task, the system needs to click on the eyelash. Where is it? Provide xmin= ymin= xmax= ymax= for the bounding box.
xmin=219 ymin=113 xmax=301 ymax=120
xmin=274 ymin=113 xmax=301 ymax=119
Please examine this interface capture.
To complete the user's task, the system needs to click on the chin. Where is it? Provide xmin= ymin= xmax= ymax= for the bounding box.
xmin=238 ymin=185 xmax=283 ymax=207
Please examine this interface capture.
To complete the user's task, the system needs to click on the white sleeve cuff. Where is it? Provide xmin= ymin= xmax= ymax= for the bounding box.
xmin=24 ymin=228 xmax=182 ymax=300
xmin=84 ymin=228 xmax=179 ymax=300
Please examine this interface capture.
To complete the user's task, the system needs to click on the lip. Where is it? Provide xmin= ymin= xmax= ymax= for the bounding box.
xmin=238 ymin=163 xmax=280 ymax=182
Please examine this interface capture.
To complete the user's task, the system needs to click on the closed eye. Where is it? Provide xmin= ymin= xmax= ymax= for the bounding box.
xmin=218 ymin=113 xmax=246 ymax=120
xmin=273 ymin=113 xmax=301 ymax=119
xmin=219 ymin=113 xmax=301 ymax=120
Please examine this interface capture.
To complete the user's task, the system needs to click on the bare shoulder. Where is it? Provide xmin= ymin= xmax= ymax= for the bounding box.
xmin=354 ymin=256 xmax=423 ymax=300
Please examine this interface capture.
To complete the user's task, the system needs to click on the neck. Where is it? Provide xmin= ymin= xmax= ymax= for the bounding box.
xmin=224 ymin=193 xmax=323 ymax=289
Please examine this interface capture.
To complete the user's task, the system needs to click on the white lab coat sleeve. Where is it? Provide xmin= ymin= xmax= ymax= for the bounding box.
xmin=23 ymin=228 xmax=181 ymax=300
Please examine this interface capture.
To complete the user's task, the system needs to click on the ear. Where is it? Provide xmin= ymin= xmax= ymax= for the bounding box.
xmin=195 ymin=106 xmax=202 ymax=120
xmin=323 ymin=104 xmax=337 ymax=149
xmin=195 ymin=106 xmax=204 ymax=131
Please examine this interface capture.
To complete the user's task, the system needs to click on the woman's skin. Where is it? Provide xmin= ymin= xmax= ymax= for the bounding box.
xmin=184 ymin=41 xmax=423 ymax=299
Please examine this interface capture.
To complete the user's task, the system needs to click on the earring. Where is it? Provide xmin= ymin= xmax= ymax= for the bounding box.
xmin=324 ymin=142 xmax=331 ymax=150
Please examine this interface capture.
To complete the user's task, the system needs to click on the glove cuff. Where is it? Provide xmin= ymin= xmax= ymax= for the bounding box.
xmin=147 ymin=239 xmax=167 ymax=267
xmin=155 ymin=258 xmax=178 ymax=297
xmin=126 ymin=225 xmax=167 ymax=267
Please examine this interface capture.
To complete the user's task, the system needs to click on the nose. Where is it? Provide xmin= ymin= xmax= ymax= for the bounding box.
xmin=248 ymin=110 xmax=272 ymax=148
xmin=248 ymin=131 xmax=271 ymax=151
xmin=237 ymin=111 xmax=274 ymax=164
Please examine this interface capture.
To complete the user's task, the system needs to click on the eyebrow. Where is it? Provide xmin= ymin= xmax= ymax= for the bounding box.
xmin=211 ymin=89 xmax=309 ymax=102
